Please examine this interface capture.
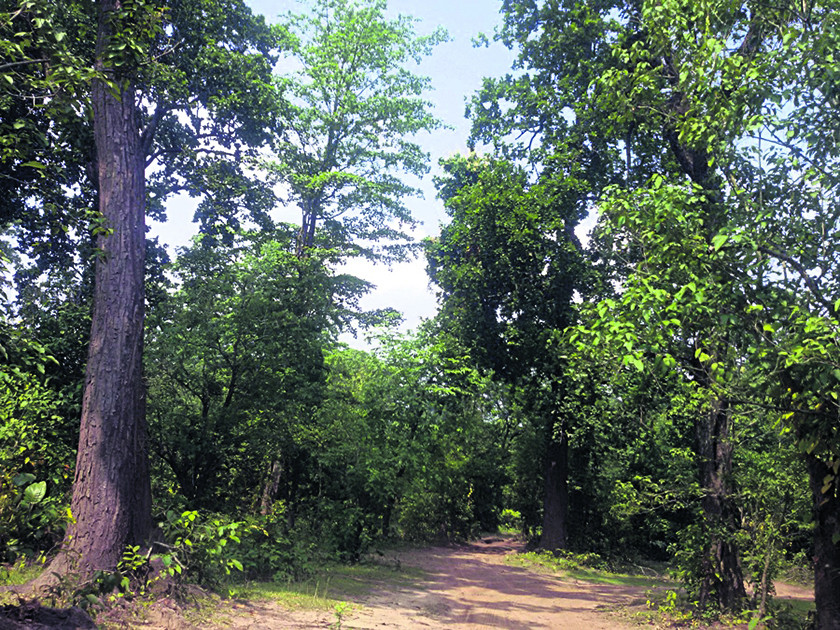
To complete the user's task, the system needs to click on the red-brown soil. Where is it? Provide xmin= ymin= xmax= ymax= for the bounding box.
xmin=202 ymin=538 xmax=648 ymax=629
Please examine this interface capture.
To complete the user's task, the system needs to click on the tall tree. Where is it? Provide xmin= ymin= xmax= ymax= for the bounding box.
xmin=266 ymin=0 xmax=446 ymax=261
xmin=3 ymin=0 xmax=283 ymax=579
xmin=587 ymin=0 xmax=840 ymax=617
xmin=427 ymin=155 xmax=584 ymax=550
xmin=37 ymin=0 xmax=153 ymax=577
xmin=547 ymin=0 xmax=840 ymax=618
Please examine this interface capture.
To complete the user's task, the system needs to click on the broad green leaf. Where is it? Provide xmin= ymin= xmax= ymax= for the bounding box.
xmin=22 ymin=480 xmax=47 ymax=505
xmin=12 ymin=473 xmax=36 ymax=487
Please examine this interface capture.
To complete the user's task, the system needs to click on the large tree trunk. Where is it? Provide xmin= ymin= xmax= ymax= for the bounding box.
xmin=806 ymin=454 xmax=840 ymax=629
xmin=40 ymin=0 xmax=150 ymax=580
xmin=539 ymin=421 xmax=568 ymax=551
xmin=695 ymin=398 xmax=746 ymax=611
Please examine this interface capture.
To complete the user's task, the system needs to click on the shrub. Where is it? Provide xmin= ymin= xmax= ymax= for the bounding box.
xmin=0 ymin=370 xmax=74 ymax=559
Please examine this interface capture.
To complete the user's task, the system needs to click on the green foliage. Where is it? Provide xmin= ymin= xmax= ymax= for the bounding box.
xmin=234 ymin=507 xmax=317 ymax=581
xmin=304 ymin=332 xmax=507 ymax=549
xmin=158 ymin=510 xmax=244 ymax=588
xmin=497 ymin=509 xmax=522 ymax=533
xmin=735 ymin=434 xmax=811 ymax=604
xmin=146 ymin=231 xmax=332 ymax=509
xmin=0 ymin=334 xmax=74 ymax=559
xmin=1 ymin=1 xmax=834 ymax=624
xmin=145 ymin=234 xmax=506 ymax=559
xmin=509 ymin=549 xmax=609 ymax=573
xmin=266 ymin=0 xmax=446 ymax=259
xmin=470 ymin=0 xmax=836 ymax=616
xmin=429 ymin=155 xmax=582 ymax=380
xmin=330 ymin=600 xmax=351 ymax=630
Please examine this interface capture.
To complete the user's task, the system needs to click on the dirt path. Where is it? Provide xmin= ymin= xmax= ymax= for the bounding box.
xmin=206 ymin=538 xmax=646 ymax=629
xmin=347 ymin=538 xmax=641 ymax=629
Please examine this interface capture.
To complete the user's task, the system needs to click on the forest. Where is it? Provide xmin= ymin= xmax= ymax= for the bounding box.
xmin=0 ymin=0 xmax=839 ymax=628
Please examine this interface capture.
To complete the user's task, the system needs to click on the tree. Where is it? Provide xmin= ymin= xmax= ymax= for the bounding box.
xmin=266 ymin=0 xmax=446 ymax=260
xmin=464 ymin=0 xmax=840 ymax=617
xmin=2 ymin=0 xmax=283 ymax=579
xmin=528 ymin=0 xmax=839 ymax=618
xmin=146 ymin=231 xmax=333 ymax=511
xmin=585 ymin=0 xmax=840 ymax=618
xmin=427 ymin=155 xmax=584 ymax=550
xmin=47 ymin=0 xmax=154 ymax=577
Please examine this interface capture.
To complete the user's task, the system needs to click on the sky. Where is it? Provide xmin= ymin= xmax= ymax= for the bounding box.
xmin=147 ymin=0 xmax=517 ymax=345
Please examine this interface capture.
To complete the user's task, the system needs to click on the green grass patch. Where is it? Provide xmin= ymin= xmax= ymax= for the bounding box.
xmin=229 ymin=559 xmax=426 ymax=611
xmin=0 ymin=557 xmax=46 ymax=587
xmin=504 ymin=550 xmax=672 ymax=590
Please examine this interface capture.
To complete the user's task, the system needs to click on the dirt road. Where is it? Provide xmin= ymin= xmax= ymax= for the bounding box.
xmin=347 ymin=538 xmax=641 ymax=629
xmin=208 ymin=538 xmax=646 ymax=629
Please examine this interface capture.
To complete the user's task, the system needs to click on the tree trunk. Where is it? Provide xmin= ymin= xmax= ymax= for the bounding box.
xmin=695 ymin=398 xmax=746 ymax=611
xmin=260 ymin=459 xmax=284 ymax=515
xmin=806 ymin=454 xmax=840 ymax=629
xmin=40 ymin=0 xmax=150 ymax=580
xmin=539 ymin=421 xmax=568 ymax=551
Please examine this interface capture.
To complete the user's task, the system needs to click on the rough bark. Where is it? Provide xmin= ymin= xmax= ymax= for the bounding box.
xmin=695 ymin=399 xmax=746 ymax=611
xmin=538 ymin=421 xmax=568 ymax=551
xmin=806 ymin=454 xmax=840 ymax=630
xmin=39 ymin=0 xmax=150 ymax=580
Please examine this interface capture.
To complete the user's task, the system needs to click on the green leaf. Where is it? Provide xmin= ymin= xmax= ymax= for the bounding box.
xmin=22 ymin=481 xmax=47 ymax=505
xmin=12 ymin=473 xmax=36 ymax=487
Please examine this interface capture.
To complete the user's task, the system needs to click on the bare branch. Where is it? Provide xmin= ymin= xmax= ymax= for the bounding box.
xmin=0 ymin=58 xmax=48 ymax=73
xmin=758 ymin=245 xmax=833 ymax=312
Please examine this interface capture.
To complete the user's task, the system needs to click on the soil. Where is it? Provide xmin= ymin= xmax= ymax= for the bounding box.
xmin=199 ymin=537 xmax=656 ymax=629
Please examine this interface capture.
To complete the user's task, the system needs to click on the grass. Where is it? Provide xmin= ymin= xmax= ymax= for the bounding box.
xmin=229 ymin=558 xmax=426 ymax=611
xmin=504 ymin=549 xmax=673 ymax=590
xmin=98 ymin=558 xmax=426 ymax=629
xmin=0 ymin=556 xmax=47 ymax=587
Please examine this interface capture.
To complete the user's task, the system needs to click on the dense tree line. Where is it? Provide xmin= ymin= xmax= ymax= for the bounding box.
xmin=1 ymin=0 xmax=838 ymax=627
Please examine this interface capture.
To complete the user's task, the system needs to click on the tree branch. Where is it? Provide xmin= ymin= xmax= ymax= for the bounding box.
xmin=758 ymin=245 xmax=833 ymax=313
xmin=0 ymin=58 xmax=48 ymax=73
xmin=141 ymin=103 xmax=169 ymax=161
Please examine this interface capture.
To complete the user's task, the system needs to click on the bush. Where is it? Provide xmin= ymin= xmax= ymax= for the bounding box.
xmin=0 ymin=370 xmax=74 ymax=559
xmin=158 ymin=510 xmax=244 ymax=588
xmin=397 ymin=479 xmax=479 ymax=542
xmin=499 ymin=509 xmax=523 ymax=533
xmin=236 ymin=505 xmax=317 ymax=581
xmin=156 ymin=506 xmax=323 ymax=586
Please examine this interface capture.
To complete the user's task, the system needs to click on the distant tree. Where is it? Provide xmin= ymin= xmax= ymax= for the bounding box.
xmin=266 ymin=0 xmax=446 ymax=261
xmin=427 ymin=155 xmax=585 ymax=550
